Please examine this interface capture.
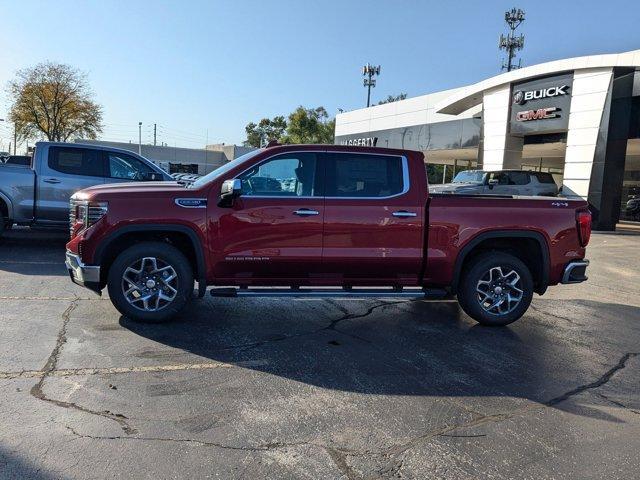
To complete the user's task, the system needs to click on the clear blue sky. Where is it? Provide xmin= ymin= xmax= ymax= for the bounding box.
xmin=0 ymin=0 xmax=638 ymax=149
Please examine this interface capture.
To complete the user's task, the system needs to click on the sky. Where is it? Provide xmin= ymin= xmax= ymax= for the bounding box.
xmin=0 ymin=0 xmax=638 ymax=150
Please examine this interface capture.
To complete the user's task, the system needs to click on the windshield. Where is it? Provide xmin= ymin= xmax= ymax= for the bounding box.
xmin=190 ymin=149 xmax=263 ymax=189
xmin=452 ymin=170 xmax=486 ymax=184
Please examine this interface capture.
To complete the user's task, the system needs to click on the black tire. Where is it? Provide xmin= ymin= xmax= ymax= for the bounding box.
xmin=458 ymin=251 xmax=533 ymax=326
xmin=107 ymin=241 xmax=193 ymax=323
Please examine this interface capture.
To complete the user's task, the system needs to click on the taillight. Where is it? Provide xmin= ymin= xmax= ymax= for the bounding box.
xmin=576 ymin=210 xmax=591 ymax=247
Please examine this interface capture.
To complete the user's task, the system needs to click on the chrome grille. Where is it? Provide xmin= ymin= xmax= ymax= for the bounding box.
xmin=69 ymin=199 xmax=78 ymax=235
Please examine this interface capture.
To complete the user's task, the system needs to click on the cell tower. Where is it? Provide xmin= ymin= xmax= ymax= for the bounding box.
xmin=362 ymin=63 xmax=381 ymax=107
xmin=499 ymin=8 xmax=525 ymax=71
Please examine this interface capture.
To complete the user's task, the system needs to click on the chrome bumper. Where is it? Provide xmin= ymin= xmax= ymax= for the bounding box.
xmin=561 ymin=260 xmax=589 ymax=284
xmin=65 ymin=251 xmax=101 ymax=292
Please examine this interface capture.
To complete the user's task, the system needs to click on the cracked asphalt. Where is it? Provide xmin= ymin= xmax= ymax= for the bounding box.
xmin=1 ymin=228 xmax=639 ymax=479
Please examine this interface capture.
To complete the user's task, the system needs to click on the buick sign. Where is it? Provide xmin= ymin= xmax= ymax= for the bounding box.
xmin=513 ymin=90 xmax=525 ymax=105
xmin=513 ymin=85 xmax=569 ymax=105
xmin=510 ymin=73 xmax=573 ymax=135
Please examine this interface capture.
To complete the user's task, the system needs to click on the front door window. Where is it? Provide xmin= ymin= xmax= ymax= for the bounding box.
xmin=238 ymin=153 xmax=317 ymax=197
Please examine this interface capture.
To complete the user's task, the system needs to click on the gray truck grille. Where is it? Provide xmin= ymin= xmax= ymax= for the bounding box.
xmin=69 ymin=199 xmax=78 ymax=235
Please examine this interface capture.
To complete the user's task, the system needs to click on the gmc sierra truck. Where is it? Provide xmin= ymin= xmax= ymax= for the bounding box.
xmin=0 ymin=141 xmax=171 ymax=235
xmin=65 ymin=144 xmax=591 ymax=326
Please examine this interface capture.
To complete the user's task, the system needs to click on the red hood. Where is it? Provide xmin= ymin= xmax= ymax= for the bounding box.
xmin=73 ymin=181 xmax=188 ymax=200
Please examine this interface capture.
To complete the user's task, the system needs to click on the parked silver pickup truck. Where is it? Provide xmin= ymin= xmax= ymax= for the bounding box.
xmin=0 ymin=142 xmax=171 ymax=235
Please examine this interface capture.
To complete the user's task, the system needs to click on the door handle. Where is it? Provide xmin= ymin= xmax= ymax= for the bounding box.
xmin=293 ymin=209 xmax=319 ymax=216
xmin=392 ymin=210 xmax=417 ymax=218
xmin=43 ymin=178 xmax=61 ymax=184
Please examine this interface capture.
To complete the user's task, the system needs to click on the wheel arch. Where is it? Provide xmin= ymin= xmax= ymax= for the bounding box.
xmin=0 ymin=191 xmax=13 ymax=220
xmin=94 ymin=224 xmax=207 ymax=297
xmin=451 ymin=230 xmax=550 ymax=295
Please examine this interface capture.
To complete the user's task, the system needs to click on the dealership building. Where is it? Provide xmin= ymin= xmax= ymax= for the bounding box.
xmin=335 ymin=49 xmax=640 ymax=230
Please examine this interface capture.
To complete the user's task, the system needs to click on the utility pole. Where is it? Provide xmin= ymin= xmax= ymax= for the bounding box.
xmin=362 ymin=63 xmax=381 ymax=107
xmin=153 ymin=123 xmax=157 ymax=146
xmin=138 ymin=122 xmax=142 ymax=155
xmin=499 ymin=8 xmax=525 ymax=71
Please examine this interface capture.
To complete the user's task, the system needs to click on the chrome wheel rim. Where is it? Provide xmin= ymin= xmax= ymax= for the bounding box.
xmin=476 ymin=266 xmax=523 ymax=316
xmin=121 ymin=257 xmax=178 ymax=312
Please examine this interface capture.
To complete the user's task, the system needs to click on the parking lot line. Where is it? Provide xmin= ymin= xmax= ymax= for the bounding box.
xmin=0 ymin=359 xmax=271 ymax=380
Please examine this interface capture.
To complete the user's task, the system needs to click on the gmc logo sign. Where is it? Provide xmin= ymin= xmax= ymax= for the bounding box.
xmin=515 ymin=107 xmax=560 ymax=121
xmin=513 ymin=85 xmax=569 ymax=105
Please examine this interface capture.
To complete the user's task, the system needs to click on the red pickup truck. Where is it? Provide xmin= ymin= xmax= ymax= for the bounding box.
xmin=65 ymin=144 xmax=591 ymax=326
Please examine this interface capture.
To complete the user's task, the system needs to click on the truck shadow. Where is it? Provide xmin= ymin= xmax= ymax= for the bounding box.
xmin=121 ymin=296 xmax=639 ymax=424
xmin=0 ymin=228 xmax=68 ymax=276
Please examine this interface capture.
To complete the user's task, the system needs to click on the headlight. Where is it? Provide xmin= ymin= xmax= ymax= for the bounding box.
xmin=71 ymin=200 xmax=108 ymax=232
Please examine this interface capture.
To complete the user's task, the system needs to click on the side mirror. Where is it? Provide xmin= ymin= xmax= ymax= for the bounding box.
xmin=487 ymin=178 xmax=498 ymax=189
xmin=218 ymin=179 xmax=242 ymax=207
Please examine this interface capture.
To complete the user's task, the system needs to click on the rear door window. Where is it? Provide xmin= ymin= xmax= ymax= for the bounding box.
xmin=325 ymin=153 xmax=405 ymax=198
xmin=48 ymin=147 xmax=103 ymax=177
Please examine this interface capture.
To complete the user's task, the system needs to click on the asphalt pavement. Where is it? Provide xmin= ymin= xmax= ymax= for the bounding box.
xmin=0 ymin=227 xmax=639 ymax=479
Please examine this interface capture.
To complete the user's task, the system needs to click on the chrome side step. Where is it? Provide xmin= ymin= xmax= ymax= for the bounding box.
xmin=209 ymin=287 xmax=447 ymax=299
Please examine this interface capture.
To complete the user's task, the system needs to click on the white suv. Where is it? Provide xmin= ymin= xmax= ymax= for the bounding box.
xmin=429 ymin=170 xmax=560 ymax=196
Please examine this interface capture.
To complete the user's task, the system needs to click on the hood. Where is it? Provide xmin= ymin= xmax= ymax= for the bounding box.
xmin=73 ymin=181 xmax=187 ymax=200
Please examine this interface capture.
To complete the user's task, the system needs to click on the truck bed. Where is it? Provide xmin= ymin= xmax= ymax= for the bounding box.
xmin=426 ymin=193 xmax=588 ymax=288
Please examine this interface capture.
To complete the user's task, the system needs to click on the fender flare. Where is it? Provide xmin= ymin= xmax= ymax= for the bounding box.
xmin=94 ymin=224 xmax=208 ymax=298
xmin=450 ymin=230 xmax=550 ymax=295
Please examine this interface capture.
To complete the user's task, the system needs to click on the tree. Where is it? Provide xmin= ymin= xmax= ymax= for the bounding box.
xmin=282 ymin=106 xmax=334 ymax=144
xmin=244 ymin=116 xmax=287 ymax=147
xmin=377 ymin=93 xmax=407 ymax=105
xmin=244 ymin=106 xmax=335 ymax=146
xmin=8 ymin=62 xmax=103 ymax=142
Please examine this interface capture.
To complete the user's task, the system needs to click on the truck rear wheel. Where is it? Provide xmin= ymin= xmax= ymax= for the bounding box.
xmin=107 ymin=242 xmax=193 ymax=323
xmin=458 ymin=252 xmax=533 ymax=326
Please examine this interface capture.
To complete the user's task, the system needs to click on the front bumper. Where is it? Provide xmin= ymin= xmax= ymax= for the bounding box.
xmin=65 ymin=251 xmax=102 ymax=294
xmin=561 ymin=259 xmax=589 ymax=284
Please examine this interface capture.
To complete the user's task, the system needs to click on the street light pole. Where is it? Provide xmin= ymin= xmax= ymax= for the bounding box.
xmin=362 ymin=63 xmax=381 ymax=107
xmin=138 ymin=122 xmax=142 ymax=155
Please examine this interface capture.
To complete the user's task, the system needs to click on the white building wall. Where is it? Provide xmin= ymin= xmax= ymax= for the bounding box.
xmin=562 ymin=68 xmax=613 ymax=198
xmin=335 ymin=87 xmax=481 ymax=137
xmin=481 ymin=86 xmax=513 ymax=170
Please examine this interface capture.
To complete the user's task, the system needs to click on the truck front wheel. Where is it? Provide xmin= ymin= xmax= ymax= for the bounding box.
xmin=458 ymin=252 xmax=533 ymax=326
xmin=107 ymin=242 xmax=193 ymax=323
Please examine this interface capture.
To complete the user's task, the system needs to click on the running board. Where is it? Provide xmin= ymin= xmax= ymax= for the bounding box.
xmin=209 ymin=287 xmax=448 ymax=299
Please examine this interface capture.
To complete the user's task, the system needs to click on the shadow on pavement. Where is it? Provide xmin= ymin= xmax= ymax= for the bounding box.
xmin=0 ymin=445 xmax=59 ymax=479
xmin=121 ymin=295 xmax=640 ymax=424
xmin=0 ymin=228 xmax=68 ymax=276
